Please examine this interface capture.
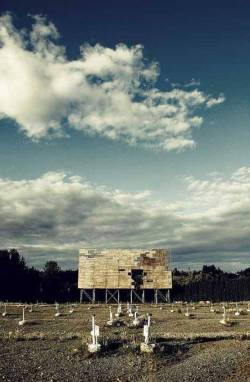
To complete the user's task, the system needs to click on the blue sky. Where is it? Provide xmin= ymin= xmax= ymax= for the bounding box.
xmin=0 ymin=0 xmax=250 ymax=270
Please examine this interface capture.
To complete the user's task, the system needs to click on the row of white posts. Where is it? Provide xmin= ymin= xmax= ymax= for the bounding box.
xmin=1 ymin=303 xmax=74 ymax=322
xmin=3 ymin=302 xmax=250 ymax=353
xmin=88 ymin=310 xmax=155 ymax=353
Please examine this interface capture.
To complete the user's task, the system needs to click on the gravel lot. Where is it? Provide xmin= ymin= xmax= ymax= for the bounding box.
xmin=0 ymin=303 xmax=250 ymax=381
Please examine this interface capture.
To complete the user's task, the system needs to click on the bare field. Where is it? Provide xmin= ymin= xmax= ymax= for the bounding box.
xmin=0 ymin=303 xmax=250 ymax=382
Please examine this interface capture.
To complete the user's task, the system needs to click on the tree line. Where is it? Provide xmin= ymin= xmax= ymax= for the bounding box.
xmin=0 ymin=249 xmax=78 ymax=303
xmin=0 ymin=250 xmax=250 ymax=302
xmin=172 ymin=265 xmax=250 ymax=302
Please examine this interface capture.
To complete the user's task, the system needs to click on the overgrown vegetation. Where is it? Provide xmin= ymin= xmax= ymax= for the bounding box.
xmin=0 ymin=250 xmax=250 ymax=302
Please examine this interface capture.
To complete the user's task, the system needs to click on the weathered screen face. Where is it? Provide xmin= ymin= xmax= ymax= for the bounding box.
xmin=78 ymin=249 xmax=172 ymax=291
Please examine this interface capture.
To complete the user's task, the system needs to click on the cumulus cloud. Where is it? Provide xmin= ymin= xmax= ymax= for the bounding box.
xmin=0 ymin=13 xmax=224 ymax=150
xmin=1 ymin=168 xmax=250 ymax=270
xmin=0 ymin=172 xmax=180 ymax=266
xmin=175 ymin=170 xmax=250 ymax=267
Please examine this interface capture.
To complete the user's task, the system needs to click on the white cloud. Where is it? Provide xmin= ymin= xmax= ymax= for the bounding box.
xmin=1 ymin=168 xmax=250 ymax=269
xmin=171 ymin=78 xmax=201 ymax=88
xmin=206 ymin=94 xmax=225 ymax=108
xmin=184 ymin=78 xmax=201 ymax=88
xmin=0 ymin=172 xmax=180 ymax=256
xmin=0 ymin=13 xmax=224 ymax=150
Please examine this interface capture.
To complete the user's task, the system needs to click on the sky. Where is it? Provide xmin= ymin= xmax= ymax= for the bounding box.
xmin=0 ymin=0 xmax=250 ymax=270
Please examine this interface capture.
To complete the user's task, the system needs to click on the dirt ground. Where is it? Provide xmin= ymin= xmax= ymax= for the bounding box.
xmin=0 ymin=302 xmax=250 ymax=381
